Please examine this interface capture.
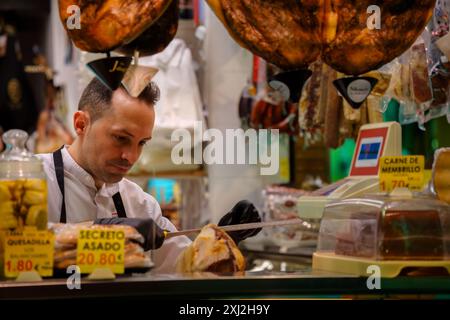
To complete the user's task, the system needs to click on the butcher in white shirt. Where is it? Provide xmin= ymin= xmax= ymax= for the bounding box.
xmin=37 ymin=77 xmax=191 ymax=273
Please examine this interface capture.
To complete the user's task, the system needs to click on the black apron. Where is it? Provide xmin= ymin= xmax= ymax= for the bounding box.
xmin=52 ymin=147 xmax=127 ymax=223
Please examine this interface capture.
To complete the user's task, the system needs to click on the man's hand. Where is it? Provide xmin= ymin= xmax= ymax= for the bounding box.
xmin=94 ymin=217 xmax=165 ymax=250
xmin=218 ymin=200 xmax=262 ymax=244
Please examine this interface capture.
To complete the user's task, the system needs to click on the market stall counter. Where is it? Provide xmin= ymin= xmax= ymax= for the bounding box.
xmin=1 ymin=270 xmax=450 ymax=300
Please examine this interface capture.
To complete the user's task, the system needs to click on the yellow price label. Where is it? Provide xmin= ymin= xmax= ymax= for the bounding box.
xmin=379 ymin=156 xmax=425 ymax=192
xmin=76 ymin=229 xmax=125 ymax=274
xmin=3 ymin=228 xmax=54 ymax=278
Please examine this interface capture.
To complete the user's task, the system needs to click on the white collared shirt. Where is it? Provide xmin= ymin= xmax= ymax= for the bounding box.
xmin=37 ymin=146 xmax=191 ymax=273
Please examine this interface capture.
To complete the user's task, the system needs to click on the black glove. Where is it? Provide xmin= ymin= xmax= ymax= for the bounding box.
xmin=218 ymin=200 xmax=262 ymax=244
xmin=94 ymin=217 xmax=165 ymax=251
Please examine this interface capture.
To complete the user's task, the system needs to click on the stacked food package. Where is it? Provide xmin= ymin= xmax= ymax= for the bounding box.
xmin=49 ymin=223 xmax=153 ymax=270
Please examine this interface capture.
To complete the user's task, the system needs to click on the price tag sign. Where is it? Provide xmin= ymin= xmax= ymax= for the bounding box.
xmin=3 ymin=228 xmax=54 ymax=278
xmin=76 ymin=229 xmax=125 ymax=274
xmin=379 ymin=155 xmax=425 ymax=192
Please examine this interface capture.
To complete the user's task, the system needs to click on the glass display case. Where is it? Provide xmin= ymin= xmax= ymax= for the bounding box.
xmin=313 ymin=189 xmax=450 ymax=277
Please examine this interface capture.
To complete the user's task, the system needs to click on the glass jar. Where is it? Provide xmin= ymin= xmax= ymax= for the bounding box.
xmin=0 ymin=129 xmax=48 ymax=231
xmin=0 ymin=130 xmax=48 ymax=278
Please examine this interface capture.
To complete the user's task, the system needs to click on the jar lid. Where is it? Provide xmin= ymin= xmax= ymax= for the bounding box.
xmin=0 ymin=129 xmax=43 ymax=178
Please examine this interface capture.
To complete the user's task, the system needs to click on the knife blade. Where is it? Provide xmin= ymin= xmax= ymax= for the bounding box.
xmin=164 ymin=218 xmax=304 ymax=239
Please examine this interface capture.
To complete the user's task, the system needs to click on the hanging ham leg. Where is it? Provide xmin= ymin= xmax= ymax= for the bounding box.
xmin=220 ymin=0 xmax=322 ymax=70
xmin=58 ymin=0 xmax=173 ymax=52
xmin=115 ymin=0 xmax=179 ymax=56
xmin=322 ymin=0 xmax=436 ymax=75
xmin=209 ymin=0 xmax=436 ymax=75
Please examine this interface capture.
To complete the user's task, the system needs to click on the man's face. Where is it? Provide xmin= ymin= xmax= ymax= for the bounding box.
xmin=80 ymin=89 xmax=154 ymax=185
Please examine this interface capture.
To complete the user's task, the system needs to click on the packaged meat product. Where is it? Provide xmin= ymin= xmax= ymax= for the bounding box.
xmin=50 ymin=223 xmax=151 ymax=270
xmin=381 ymin=57 xmax=421 ymax=125
xmin=399 ymin=57 xmax=420 ymax=123
xmin=380 ymin=60 xmax=403 ymax=111
xmin=49 ymin=223 xmax=145 ymax=246
xmin=410 ymin=43 xmax=434 ymax=105
xmin=430 ymin=68 xmax=450 ymax=108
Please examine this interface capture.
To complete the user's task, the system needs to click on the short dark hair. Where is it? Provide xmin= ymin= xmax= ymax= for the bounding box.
xmin=78 ymin=77 xmax=160 ymax=121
